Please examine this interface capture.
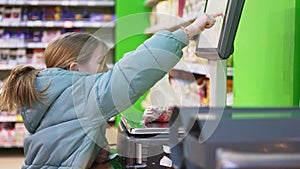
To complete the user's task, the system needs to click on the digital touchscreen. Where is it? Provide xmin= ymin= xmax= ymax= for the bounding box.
xmin=196 ymin=0 xmax=245 ymax=59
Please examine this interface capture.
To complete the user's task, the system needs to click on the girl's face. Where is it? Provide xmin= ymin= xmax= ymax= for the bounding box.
xmin=77 ymin=45 xmax=108 ymax=74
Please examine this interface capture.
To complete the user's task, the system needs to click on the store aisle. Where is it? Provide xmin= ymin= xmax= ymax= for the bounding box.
xmin=0 ymin=123 xmax=118 ymax=169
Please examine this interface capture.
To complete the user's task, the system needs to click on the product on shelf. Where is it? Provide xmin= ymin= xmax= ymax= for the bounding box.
xmin=0 ymin=48 xmax=45 ymax=68
xmin=89 ymin=13 xmax=115 ymax=22
xmin=0 ymin=122 xmax=26 ymax=147
xmin=182 ymin=0 xmax=206 ymax=18
xmin=0 ymin=49 xmax=9 ymax=63
xmin=29 ymin=48 xmax=44 ymax=66
xmin=16 ymin=48 xmax=27 ymax=64
xmin=182 ymin=40 xmax=208 ymax=64
xmin=43 ymin=6 xmax=63 ymax=21
xmin=33 ymin=30 xmax=42 ymax=42
xmin=0 ymin=28 xmax=85 ymax=47
xmin=227 ymin=79 xmax=233 ymax=106
xmin=28 ymin=7 xmax=42 ymax=21
xmin=89 ymin=13 xmax=103 ymax=22
xmin=8 ymin=48 xmax=17 ymax=66
xmin=0 ymin=108 xmax=25 ymax=148
xmin=149 ymin=0 xmax=206 ymax=27
xmin=150 ymin=0 xmax=174 ymax=26
xmin=62 ymin=28 xmax=83 ymax=33
xmin=42 ymin=29 xmax=61 ymax=43
xmin=170 ymin=76 xmax=207 ymax=107
xmin=0 ymin=6 xmax=115 ymax=23
xmin=0 ymin=30 xmax=26 ymax=48
xmin=11 ymin=7 xmax=22 ymax=22
xmin=3 ymin=7 xmax=11 ymax=22
xmin=0 ymin=6 xmax=4 ymax=21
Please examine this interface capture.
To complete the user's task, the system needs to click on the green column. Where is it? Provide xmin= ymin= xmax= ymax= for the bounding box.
xmin=233 ymin=0 xmax=299 ymax=107
xmin=115 ymin=0 xmax=151 ymax=61
xmin=295 ymin=0 xmax=300 ymax=105
xmin=115 ymin=0 xmax=151 ymax=125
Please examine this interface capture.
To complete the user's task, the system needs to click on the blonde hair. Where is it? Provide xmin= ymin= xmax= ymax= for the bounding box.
xmin=0 ymin=32 xmax=108 ymax=112
xmin=44 ymin=32 xmax=108 ymax=69
xmin=0 ymin=65 xmax=47 ymax=112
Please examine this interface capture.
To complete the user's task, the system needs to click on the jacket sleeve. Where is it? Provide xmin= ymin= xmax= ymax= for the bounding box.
xmin=94 ymin=29 xmax=189 ymax=119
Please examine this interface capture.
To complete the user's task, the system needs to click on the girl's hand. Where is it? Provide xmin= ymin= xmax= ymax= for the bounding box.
xmin=184 ymin=12 xmax=223 ymax=38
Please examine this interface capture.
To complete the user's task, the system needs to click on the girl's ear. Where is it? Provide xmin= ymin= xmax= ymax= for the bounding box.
xmin=69 ymin=61 xmax=79 ymax=71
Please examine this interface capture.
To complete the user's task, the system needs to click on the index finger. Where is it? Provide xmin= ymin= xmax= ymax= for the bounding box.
xmin=211 ymin=13 xmax=224 ymax=18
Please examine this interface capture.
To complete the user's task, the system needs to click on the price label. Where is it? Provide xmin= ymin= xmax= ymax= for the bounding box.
xmin=29 ymin=1 xmax=39 ymax=5
xmin=10 ymin=21 xmax=18 ymax=26
xmin=63 ymin=21 xmax=74 ymax=28
xmin=70 ymin=1 xmax=78 ymax=6
xmin=45 ymin=21 xmax=54 ymax=27
xmin=16 ymin=43 xmax=26 ymax=48
xmin=37 ymin=43 xmax=43 ymax=48
xmin=91 ymin=22 xmax=100 ymax=27
xmin=16 ymin=0 xmax=25 ymax=5
xmin=0 ymin=116 xmax=17 ymax=122
xmin=74 ymin=21 xmax=84 ymax=27
xmin=1 ymin=21 xmax=10 ymax=26
xmin=27 ymin=42 xmax=34 ymax=48
xmin=61 ymin=1 xmax=69 ymax=6
xmin=88 ymin=1 xmax=96 ymax=6
xmin=27 ymin=21 xmax=43 ymax=27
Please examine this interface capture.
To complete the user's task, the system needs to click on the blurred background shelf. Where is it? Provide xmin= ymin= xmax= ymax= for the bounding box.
xmin=0 ymin=115 xmax=23 ymax=122
xmin=0 ymin=0 xmax=115 ymax=6
xmin=144 ymin=0 xmax=163 ymax=7
xmin=145 ymin=15 xmax=196 ymax=34
xmin=0 ymin=21 xmax=115 ymax=28
xmin=173 ymin=60 xmax=233 ymax=76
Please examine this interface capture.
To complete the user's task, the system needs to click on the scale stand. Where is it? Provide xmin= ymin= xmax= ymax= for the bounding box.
xmin=208 ymin=59 xmax=227 ymax=107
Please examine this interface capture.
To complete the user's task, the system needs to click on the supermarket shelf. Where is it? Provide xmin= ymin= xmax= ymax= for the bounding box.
xmin=144 ymin=0 xmax=164 ymax=7
xmin=0 ymin=21 xmax=115 ymax=28
xmin=0 ymin=0 xmax=115 ymax=6
xmin=0 ymin=63 xmax=114 ymax=71
xmin=0 ymin=42 xmax=114 ymax=49
xmin=0 ymin=42 xmax=48 ymax=48
xmin=145 ymin=15 xmax=197 ymax=34
xmin=0 ymin=63 xmax=113 ymax=71
xmin=0 ymin=64 xmax=45 ymax=70
xmin=227 ymin=67 xmax=233 ymax=77
xmin=173 ymin=61 xmax=233 ymax=76
xmin=0 ymin=115 xmax=23 ymax=122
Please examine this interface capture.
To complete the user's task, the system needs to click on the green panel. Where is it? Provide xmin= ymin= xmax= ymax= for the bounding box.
xmin=232 ymin=113 xmax=295 ymax=119
xmin=115 ymin=0 xmax=151 ymax=126
xmin=115 ymin=0 xmax=151 ymax=61
xmin=233 ymin=0 xmax=297 ymax=107
xmin=295 ymin=0 xmax=300 ymax=105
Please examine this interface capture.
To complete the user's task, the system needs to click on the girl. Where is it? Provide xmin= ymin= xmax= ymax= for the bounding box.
xmin=0 ymin=12 xmax=220 ymax=169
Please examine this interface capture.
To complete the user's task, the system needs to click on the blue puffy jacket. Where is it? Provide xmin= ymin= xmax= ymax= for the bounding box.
xmin=21 ymin=29 xmax=189 ymax=169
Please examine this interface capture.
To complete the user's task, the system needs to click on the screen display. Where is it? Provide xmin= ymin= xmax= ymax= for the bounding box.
xmin=195 ymin=0 xmax=245 ymax=59
xmin=197 ymin=0 xmax=228 ymax=49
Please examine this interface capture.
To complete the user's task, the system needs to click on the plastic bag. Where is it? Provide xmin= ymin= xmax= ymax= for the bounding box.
xmin=142 ymin=75 xmax=180 ymax=124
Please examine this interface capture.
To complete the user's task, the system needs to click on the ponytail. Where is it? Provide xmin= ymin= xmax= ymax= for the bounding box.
xmin=0 ymin=65 xmax=48 ymax=112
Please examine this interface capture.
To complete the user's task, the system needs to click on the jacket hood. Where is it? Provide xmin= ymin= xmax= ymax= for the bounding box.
xmin=21 ymin=68 xmax=90 ymax=133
